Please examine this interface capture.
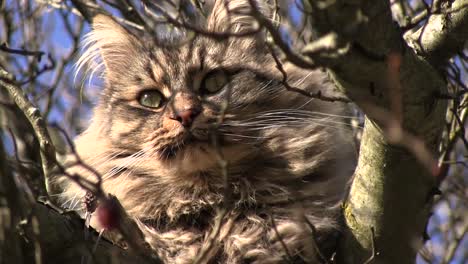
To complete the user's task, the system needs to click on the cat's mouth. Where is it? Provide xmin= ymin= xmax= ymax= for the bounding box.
xmin=152 ymin=128 xmax=251 ymax=172
xmin=157 ymin=130 xmax=214 ymax=159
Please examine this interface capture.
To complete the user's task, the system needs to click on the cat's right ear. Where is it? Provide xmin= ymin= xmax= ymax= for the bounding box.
xmin=206 ymin=0 xmax=271 ymax=49
xmin=77 ymin=15 xmax=141 ymax=79
xmin=206 ymin=0 xmax=270 ymax=34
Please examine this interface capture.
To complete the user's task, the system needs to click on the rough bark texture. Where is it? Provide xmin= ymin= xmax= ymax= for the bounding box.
xmin=406 ymin=0 xmax=468 ymax=66
xmin=303 ymin=0 xmax=466 ymax=263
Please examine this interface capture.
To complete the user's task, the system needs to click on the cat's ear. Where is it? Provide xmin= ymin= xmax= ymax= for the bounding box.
xmin=78 ymin=15 xmax=141 ymax=79
xmin=206 ymin=0 xmax=270 ymax=34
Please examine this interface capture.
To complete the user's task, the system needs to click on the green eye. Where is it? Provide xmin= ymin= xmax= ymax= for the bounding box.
xmin=138 ymin=90 xmax=164 ymax=108
xmin=201 ymin=70 xmax=229 ymax=94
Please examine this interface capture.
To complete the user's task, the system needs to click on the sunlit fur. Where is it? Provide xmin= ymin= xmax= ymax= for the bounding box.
xmin=56 ymin=0 xmax=356 ymax=263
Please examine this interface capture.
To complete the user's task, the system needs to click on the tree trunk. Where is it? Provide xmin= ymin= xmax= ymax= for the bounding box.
xmin=302 ymin=0 xmax=467 ymax=263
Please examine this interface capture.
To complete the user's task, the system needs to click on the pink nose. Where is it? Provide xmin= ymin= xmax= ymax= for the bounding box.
xmin=171 ymin=109 xmax=200 ymax=127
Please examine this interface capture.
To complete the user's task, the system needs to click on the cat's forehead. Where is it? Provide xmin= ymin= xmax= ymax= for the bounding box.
xmin=148 ymin=37 xmax=252 ymax=76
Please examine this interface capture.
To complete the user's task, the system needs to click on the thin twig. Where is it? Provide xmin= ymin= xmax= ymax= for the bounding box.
xmin=0 ymin=69 xmax=57 ymax=182
xmin=442 ymin=221 xmax=468 ymax=264
xmin=270 ymin=215 xmax=295 ymax=264
xmin=363 ymin=227 xmax=379 ymax=264
xmin=0 ymin=43 xmax=45 ymax=61
xmin=193 ymin=208 xmax=229 ymax=264
xmin=267 ymin=44 xmax=351 ymax=103
xmin=302 ymin=215 xmax=329 ymax=264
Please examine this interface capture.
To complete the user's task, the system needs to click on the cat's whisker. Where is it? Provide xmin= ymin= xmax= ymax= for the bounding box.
xmin=71 ymin=150 xmax=129 ymax=182
xmin=221 ymin=110 xmax=362 ymax=131
xmin=224 ymin=117 xmax=349 ymax=127
xmin=69 ymin=193 xmax=82 ymax=211
xmin=102 ymin=147 xmax=154 ymax=180
xmin=99 ymin=148 xmax=156 ymax=189
xmin=47 ymin=193 xmax=67 ymax=197
xmin=228 ymin=81 xmax=280 ymax=112
xmin=253 ymin=110 xmax=357 ymax=119
xmin=88 ymin=150 xmax=128 ymax=167
xmin=220 ymin=132 xmax=269 ymax=140
xmin=225 ymin=117 xmax=309 ymax=125
xmin=291 ymin=72 xmax=314 ymax=88
xmin=227 ymin=120 xmax=357 ymax=131
xmin=295 ymin=98 xmax=315 ymax=110
xmin=220 ymin=116 xmax=359 ymax=141
xmin=259 ymin=117 xmax=354 ymax=126
xmin=61 ymin=192 xmax=79 ymax=210
xmin=256 ymin=108 xmax=356 ymax=116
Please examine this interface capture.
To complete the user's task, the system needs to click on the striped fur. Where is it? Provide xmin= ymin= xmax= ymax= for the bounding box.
xmin=55 ymin=1 xmax=356 ymax=263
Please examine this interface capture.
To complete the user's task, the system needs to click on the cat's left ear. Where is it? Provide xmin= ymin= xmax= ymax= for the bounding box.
xmin=78 ymin=14 xmax=142 ymax=79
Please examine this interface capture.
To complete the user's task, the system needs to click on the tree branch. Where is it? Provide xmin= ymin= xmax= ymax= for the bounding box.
xmin=302 ymin=0 xmax=451 ymax=263
xmin=0 ymin=67 xmax=55 ymax=192
xmin=23 ymin=202 xmax=156 ymax=264
xmin=406 ymin=0 xmax=468 ymax=66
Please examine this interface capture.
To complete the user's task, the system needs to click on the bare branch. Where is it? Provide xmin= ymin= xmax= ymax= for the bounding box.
xmin=406 ymin=0 xmax=468 ymax=65
xmin=0 ymin=43 xmax=45 ymax=61
xmin=0 ymin=67 xmax=56 ymax=185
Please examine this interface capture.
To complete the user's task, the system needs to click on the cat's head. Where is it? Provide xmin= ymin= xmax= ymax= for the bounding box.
xmin=77 ymin=0 xmax=338 ymax=175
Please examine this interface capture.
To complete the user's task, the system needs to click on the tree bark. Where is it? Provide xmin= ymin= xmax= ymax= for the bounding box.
xmin=302 ymin=0 xmax=467 ymax=263
xmin=406 ymin=0 xmax=468 ymax=67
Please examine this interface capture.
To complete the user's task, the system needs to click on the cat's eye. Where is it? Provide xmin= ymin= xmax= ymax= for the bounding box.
xmin=138 ymin=90 xmax=164 ymax=108
xmin=200 ymin=70 xmax=230 ymax=95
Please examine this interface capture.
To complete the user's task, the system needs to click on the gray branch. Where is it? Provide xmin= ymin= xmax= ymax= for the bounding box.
xmin=406 ymin=0 xmax=468 ymax=66
xmin=0 ymin=67 xmax=56 ymax=192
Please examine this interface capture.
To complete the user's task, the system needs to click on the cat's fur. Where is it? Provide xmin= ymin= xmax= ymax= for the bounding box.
xmin=56 ymin=0 xmax=356 ymax=263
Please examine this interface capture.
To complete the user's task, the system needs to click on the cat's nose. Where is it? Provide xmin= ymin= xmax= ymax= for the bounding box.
xmin=171 ymin=108 xmax=201 ymax=127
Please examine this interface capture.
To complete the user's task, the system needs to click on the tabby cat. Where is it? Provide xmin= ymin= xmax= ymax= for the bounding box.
xmin=57 ymin=0 xmax=356 ymax=263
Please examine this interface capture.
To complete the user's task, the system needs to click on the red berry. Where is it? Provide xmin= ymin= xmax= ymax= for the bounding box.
xmin=96 ymin=199 xmax=120 ymax=230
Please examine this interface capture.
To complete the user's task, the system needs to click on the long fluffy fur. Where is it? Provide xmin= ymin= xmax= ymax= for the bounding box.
xmin=54 ymin=0 xmax=356 ymax=263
